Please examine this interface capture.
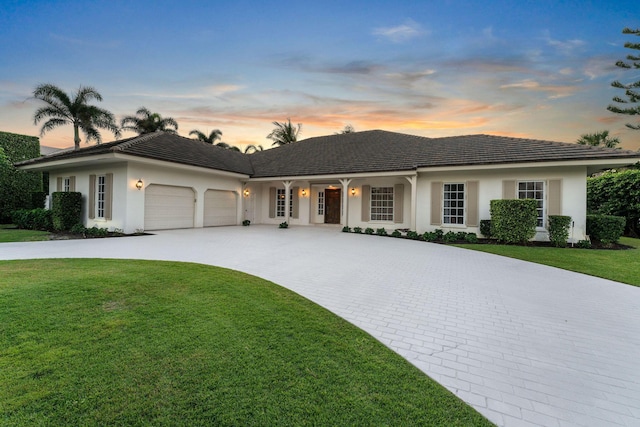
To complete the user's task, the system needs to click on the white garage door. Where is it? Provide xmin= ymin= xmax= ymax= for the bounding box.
xmin=144 ymin=184 xmax=195 ymax=230
xmin=204 ymin=189 xmax=237 ymax=227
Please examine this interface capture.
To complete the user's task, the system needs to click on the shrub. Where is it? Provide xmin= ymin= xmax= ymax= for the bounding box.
xmin=342 ymin=226 xmax=351 ymax=233
xmin=547 ymin=215 xmax=572 ymax=248
xmin=51 ymin=192 xmax=82 ymax=231
xmin=85 ymin=226 xmax=108 ymax=238
xmin=11 ymin=208 xmax=52 ymax=231
xmin=586 ymin=214 xmax=625 ymax=245
xmin=364 ymin=227 xmax=374 ymax=235
xmin=376 ymin=227 xmax=388 ymax=236
xmin=490 ymin=199 xmax=538 ymax=244
xmin=406 ymin=230 xmax=420 ymax=240
xmin=391 ymin=230 xmax=402 ymax=237
xmin=279 ymin=221 xmax=288 ymax=229
xmin=422 ymin=231 xmax=438 ymax=242
xmin=588 ymin=169 xmax=640 ymax=237
xmin=242 ymin=220 xmax=250 ymax=226
xmin=480 ymin=220 xmax=492 ymax=238
xmin=353 ymin=227 xmax=363 ymax=234
xmin=455 ymin=231 xmax=467 ymax=241
xmin=443 ymin=231 xmax=458 ymax=243
xmin=464 ymin=233 xmax=479 ymax=244
xmin=31 ymin=191 xmax=46 ymax=209
xmin=434 ymin=229 xmax=444 ymax=240
xmin=70 ymin=223 xmax=87 ymax=234
xmin=576 ymin=240 xmax=592 ymax=249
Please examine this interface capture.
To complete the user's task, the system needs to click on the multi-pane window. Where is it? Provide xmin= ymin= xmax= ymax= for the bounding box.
xmin=276 ymin=189 xmax=294 ymax=217
xmin=63 ymin=177 xmax=71 ymax=192
xmin=96 ymin=175 xmax=106 ymax=219
xmin=518 ymin=181 xmax=544 ymax=227
xmin=318 ymin=191 xmax=324 ymax=215
xmin=370 ymin=187 xmax=394 ymax=221
xmin=443 ymin=183 xmax=465 ymax=224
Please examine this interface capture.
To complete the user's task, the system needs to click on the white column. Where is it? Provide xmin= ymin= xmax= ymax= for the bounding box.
xmin=405 ymin=175 xmax=417 ymax=231
xmin=282 ymin=180 xmax=292 ymax=224
xmin=339 ymin=178 xmax=352 ymax=226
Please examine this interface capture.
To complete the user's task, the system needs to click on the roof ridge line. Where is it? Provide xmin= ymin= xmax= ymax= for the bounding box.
xmin=113 ymin=132 xmax=163 ymax=151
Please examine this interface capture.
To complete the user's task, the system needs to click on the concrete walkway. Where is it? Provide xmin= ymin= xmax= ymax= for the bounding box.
xmin=2 ymin=226 xmax=640 ymax=426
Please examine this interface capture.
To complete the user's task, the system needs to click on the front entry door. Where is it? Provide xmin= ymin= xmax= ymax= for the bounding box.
xmin=324 ymin=189 xmax=341 ymax=224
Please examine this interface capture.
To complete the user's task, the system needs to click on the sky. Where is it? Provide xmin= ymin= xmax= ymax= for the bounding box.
xmin=1 ymin=0 xmax=639 ymax=151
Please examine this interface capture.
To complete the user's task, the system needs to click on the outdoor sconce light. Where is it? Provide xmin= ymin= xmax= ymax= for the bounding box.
xmin=136 ymin=179 xmax=143 ymax=190
xmin=351 ymin=188 xmax=356 ymax=196
xmin=243 ymin=189 xmax=250 ymax=197
xmin=301 ymin=189 xmax=307 ymax=197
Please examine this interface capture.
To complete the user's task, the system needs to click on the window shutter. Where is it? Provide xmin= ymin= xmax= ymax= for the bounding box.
xmin=105 ymin=173 xmax=113 ymax=220
xmin=502 ymin=180 xmax=516 ymax=199
xmin=56 ymin=177 xmax=62 ymax=192
xmin=466 ymin=181 xmax=479 ymax=227
xmin=361 ymin=185 xmax=370 ymax=221
xmin=430 ymin=181 xmax=442 ymax=225
xmin=292 ymin=187 xmax=299 ymax=219
xmin=548 ymin=179 xmax=562 ymax=216
xmin=394 ymin=184 xmax=404 ymax=223
xmin=89 ymin=175 xmax=96 ymax=219
xmin=69 ymin=176 xmax=76 ymax=192
xmin=269 ymin=187 xmax=276 ymax=218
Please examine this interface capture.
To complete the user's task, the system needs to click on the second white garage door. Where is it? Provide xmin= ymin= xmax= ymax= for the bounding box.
xmin=204 ymin=189 xmax=237 ymax=226
xmin=144 ymin=184 xmax=195 ymax=230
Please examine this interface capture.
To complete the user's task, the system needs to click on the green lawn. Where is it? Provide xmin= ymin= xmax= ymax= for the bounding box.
xmin=456 ymin=236 xmax=640 ymax=287
xmin=0 ymin=224 xmax=50 ymax=243
xmin=0 ymin=259 xmax=491 ymax=426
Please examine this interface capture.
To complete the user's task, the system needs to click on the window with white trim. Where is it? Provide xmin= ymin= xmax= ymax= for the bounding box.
xmin=276 ymin=189 xmax=294 ymax=217
xmin=63 ymin=177 xmax=71 ymax=192
xmin=518 ymin=181 xmax=544 ymax=227
xmin=443 ymin=183 xmax=465 ymax=225
xmin=370 ymin=187 xmax=394 ymax=221
xmin=96 ymin=175 xmax=106 ymax=219
xmin=318 ymin=191 xmax=324 ymax=215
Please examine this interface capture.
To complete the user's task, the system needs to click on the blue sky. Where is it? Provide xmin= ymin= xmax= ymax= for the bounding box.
xmin=1 ymin=0 xmax=639 ymax=150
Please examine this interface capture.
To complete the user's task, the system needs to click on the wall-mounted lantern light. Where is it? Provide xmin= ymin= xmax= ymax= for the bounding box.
xmin=301 ymin=189 xmax=307 ymax=197
xmin=243 ymin=189 xmax=250 ymax=197
xmin=136 ymin=179 xmax=144 ymax=190
xmin=351 ymin=188 xmax=356 ymax=196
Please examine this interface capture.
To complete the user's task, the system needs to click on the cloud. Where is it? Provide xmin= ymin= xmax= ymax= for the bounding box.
xmin=499 ymin=79 xmax=578 ymax=99
xmin=542 ymin=30 xmax=585 ymax=54
xmin=372 ymin=19 xmax=425 ymax=43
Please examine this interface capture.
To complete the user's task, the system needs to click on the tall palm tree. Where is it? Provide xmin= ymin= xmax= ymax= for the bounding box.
xmin=121 ymin=107 xmax=178 ymax=135
xmin=33 ymin=83 xmax=120 ymax=150
xmin=244 ymin=144 xmax=264 ymax=154
xmin=576 ymin=130 xmax=621 ymax=148
xmin=267 ymin=118 xmax=301 ymax=146
xmin=189 ymin=129 xmax=223 ymax=144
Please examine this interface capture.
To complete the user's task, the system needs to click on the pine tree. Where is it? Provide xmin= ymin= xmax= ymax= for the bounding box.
xmin=607 ymin=28 xmax=640 ymax=130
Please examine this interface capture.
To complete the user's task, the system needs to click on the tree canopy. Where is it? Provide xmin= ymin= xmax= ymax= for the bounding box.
xmin=607 ymin=28 xmax=640 ymax=130
xmin=189 ymin=129 xmax=222 ymax=144
xmin=267 ymin=118 xmax=301 ymax=146
xmin=121 ymin=107 xmax=178 ymax=135
xmin=576 ymin=130 xmax=621 ymax=148
xmin=32 ymin=83 xmax=120 ymax=149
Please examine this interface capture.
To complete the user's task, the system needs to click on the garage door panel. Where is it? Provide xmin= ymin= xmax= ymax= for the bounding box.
xmin=145 ymin=184 xmax=195 ymax=230
xmin=204 ymin=190 xmax=237 ymax=227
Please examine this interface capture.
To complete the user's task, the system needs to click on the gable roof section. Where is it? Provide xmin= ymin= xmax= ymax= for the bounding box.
xmin=16 ymin=132 xmax=255 ymax=175
xmin=249 ymin=130 xmax=640 ymax=177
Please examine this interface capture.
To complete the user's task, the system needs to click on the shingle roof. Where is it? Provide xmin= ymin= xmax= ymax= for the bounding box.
xmin=17 ymin=130 xmax=640 ymax=177
xmin=17 ymin=132 xmax=255 ymax=175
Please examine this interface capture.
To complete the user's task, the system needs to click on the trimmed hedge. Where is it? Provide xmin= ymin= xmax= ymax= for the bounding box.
xmin=0 ymin=131 xmax=42 ymax=222
xmin=587 ymin=169 xmax=640 ymax=237
xmin=586 ymin=214 xmax=625 ymax=245
xmin=480 ymin=219 xmax=492 ymax=238
xmin=11 ymin=208 xmax=53 ymax=231
xmin=490 ymin=199 xmax=538 ymax=244
xmin=547 ymin=215 xmax=572 ymax=247
xmin=51 ymin=192 xmax=82 ymax=231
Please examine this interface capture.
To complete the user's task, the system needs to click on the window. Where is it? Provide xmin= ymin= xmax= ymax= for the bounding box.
xmin=443 ymin=183 xmax=465 ymax=224
xmin=63 ymin=177 xmax=71 ymax=192
xmin=518 ymin=181 xmax=544 ymax=227
xmin=97 ymin=175 xmax=106 ymax=219
xmin=370 ymin=187 xmax=394 ymax=221
xmin=276 ymin=189 xmax=294 ymax=217
xmin=318 ymin=191 xmax=324 ymax=215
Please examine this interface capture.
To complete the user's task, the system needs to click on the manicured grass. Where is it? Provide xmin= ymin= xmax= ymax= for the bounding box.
xmin=0 ymin=224 xmax=50 ymax=243
xmin=0 ymin=259 xmax=491 ymax=426
xmin=456 ymin=237 xmax=640 ymax=287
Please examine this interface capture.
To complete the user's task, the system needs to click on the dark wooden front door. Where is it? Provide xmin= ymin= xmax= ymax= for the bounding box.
xmin=324 ymin=189 xmax=341 ymax=224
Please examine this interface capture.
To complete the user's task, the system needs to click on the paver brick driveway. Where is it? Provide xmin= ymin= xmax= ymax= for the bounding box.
xmin=2 ymin=226 xmax=640 ymax=426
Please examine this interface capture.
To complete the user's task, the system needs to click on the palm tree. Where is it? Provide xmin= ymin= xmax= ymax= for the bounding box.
xmin=189 ymin=129 xmax=223 ymax=144
xmin=244 ymin=144 xmax=265 ymax=154
xmin=32 ymin=83 xmax=120 ymax=150
xmin=121 ymin=107 xmax=178 ymax=135
xmin=267 ymin=118 xmax=301 ymax=146
xmin=576 ymin=130 xmax=621 ymax=148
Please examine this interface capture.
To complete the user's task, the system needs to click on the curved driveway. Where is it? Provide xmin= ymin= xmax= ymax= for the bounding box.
xmin=2 ymin=226 xmax=640 ymax=427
